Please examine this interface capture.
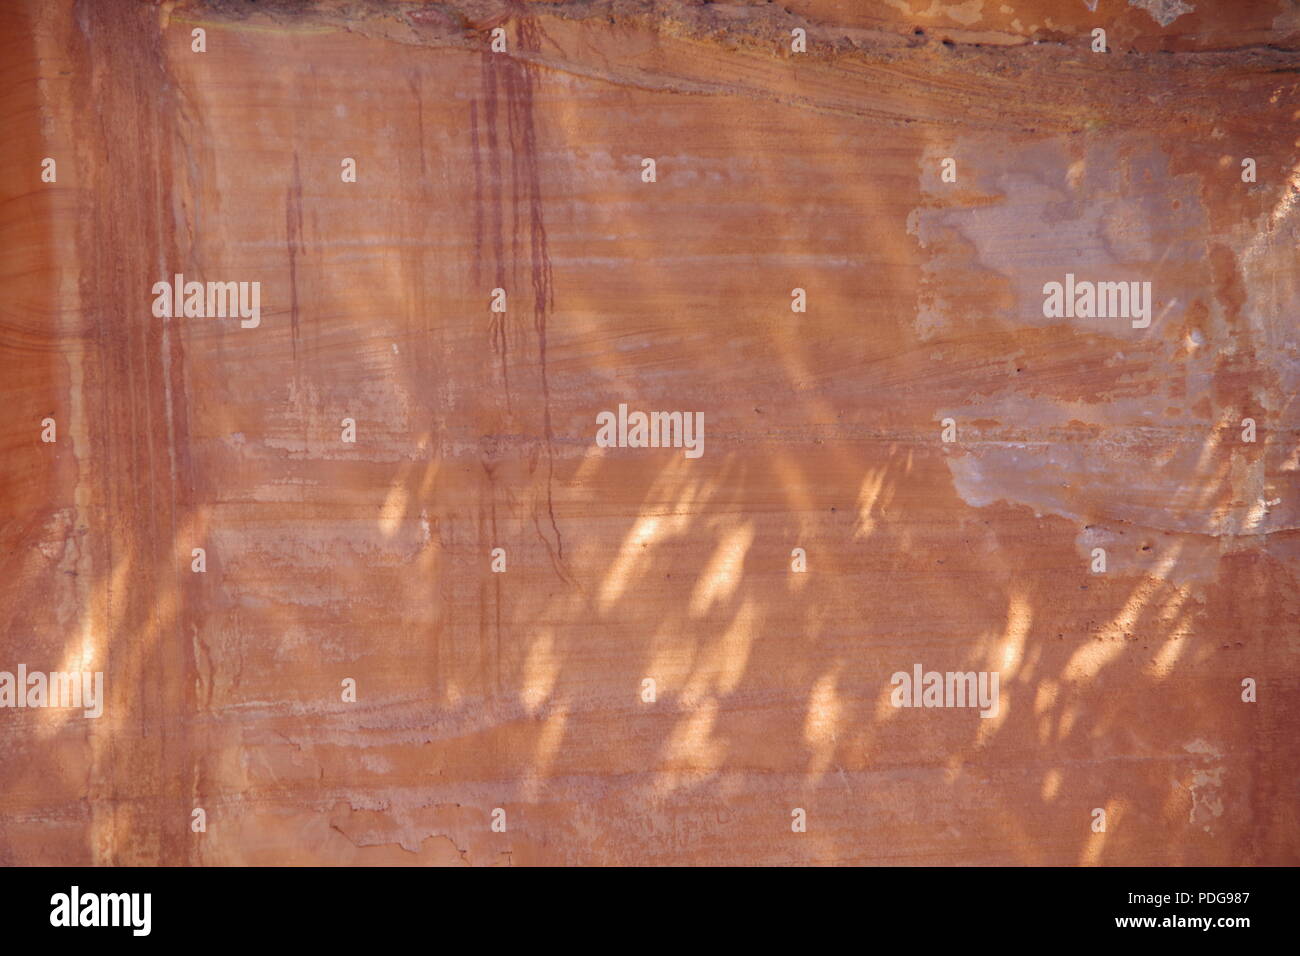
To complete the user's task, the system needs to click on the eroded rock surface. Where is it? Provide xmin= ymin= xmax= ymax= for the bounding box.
xmin=1 ymin=0 xmax=1296 ymax=865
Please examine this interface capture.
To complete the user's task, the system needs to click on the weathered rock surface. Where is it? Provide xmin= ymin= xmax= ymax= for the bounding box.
xmin=1 ymin=0 xmax=1297 ymax=865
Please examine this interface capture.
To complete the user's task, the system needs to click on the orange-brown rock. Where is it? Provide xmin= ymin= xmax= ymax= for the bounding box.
xmin=1 ymin=0 xmax=1296 ymax=865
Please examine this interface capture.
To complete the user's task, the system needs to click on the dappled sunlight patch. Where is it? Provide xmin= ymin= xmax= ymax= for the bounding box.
xmin=974 ymin=688 xmax=1010 ymax=746
xmin=1058 ymin=704 xmax=1079 ymax=742
xmin=803 ymin=666 xmax=843 ymax=781
xmin=679 ymin=599 xmax=759 ymax=707
xmin=1041 ymin=768 xmax=1062 ymax=802
xmin=688 ymin=523 xmax=754 ymax=618
xmin=656 ymin=697 xmax=726 ymax=795
xmin=990 ymin=589 xmax=1031 ymax=679
xmin=519 ymin=629 xmax=559 ymax=715
xmin=853 ymin=467 xmax=890 ymax=539
xmin=377 ymin=472 xmax=409 ymax=538
xmin=1149 ymin=632 xmax=1189 ymax=676
xmin=599 ymin=515 xmax=662 ymax=612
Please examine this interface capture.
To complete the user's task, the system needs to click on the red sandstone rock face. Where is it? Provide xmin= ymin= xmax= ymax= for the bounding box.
xmin=1 ymin=0 xmax=1297 ymax=865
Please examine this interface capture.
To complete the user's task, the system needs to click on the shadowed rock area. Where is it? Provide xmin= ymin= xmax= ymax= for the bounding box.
xmin=1 ymin=0 xmax=1297 ymax=865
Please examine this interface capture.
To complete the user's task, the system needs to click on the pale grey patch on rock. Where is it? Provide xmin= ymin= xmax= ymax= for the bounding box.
xmin=1128 ymin=0 xmax=1194 ymax=28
